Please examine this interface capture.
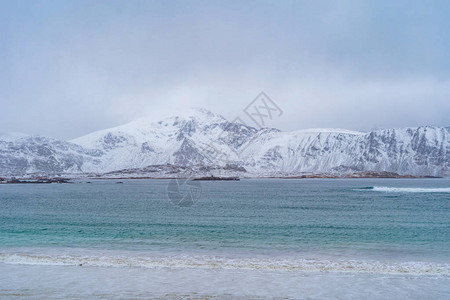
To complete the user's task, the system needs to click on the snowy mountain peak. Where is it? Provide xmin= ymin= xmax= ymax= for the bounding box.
xmin=154 ymin=108 xmax=228 ymax=131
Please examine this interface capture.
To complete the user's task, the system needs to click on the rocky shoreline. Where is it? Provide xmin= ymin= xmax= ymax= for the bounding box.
xmin=192 ymin=176 xmax=240 ymax=181
xmin=0 ymin=177 xmax=72 ymax=184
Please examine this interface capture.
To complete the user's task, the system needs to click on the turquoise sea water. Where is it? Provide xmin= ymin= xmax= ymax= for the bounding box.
xmin=1 ymin=178 xmax=449 ymax=299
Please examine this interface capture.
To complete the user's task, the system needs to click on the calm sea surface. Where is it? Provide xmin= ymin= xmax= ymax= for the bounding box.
xmin=1 ymin=178 xmax=449 ymax=299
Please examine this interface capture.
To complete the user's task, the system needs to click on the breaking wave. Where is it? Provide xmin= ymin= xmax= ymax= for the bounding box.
xmin=0 ymin=252 xmax=448 ymax=275
xmin=370 ymin=187 xmax=450 ymax=193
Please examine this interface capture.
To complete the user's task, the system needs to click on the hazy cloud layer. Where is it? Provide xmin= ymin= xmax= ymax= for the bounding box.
xmin=1 ymin=0 xmax=449 ymax=139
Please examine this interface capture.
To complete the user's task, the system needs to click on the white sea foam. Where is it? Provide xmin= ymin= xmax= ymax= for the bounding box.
xmin=371 ymin=186 xmax=450 ymax=193
xmin=0 ymin=252 xmax=448 ymax=275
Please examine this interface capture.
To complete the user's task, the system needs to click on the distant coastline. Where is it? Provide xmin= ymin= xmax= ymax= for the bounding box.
xmin=0 ymin=171 xmax=444 ymax=184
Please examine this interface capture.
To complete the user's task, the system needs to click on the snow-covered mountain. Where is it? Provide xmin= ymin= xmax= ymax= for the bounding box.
xmin=1 ymin=109 xmax=449 ymax=176
xmin=240 ymin=126 xmax=450 ymax=176
xmin=69 ymin=109 xmax=257 ymax=173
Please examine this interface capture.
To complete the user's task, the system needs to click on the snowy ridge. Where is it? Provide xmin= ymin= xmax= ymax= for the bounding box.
xmin=0 ymin=109 xmax=449 ymax=176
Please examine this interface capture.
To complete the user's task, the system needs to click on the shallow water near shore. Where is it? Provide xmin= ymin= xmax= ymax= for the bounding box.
xmin=1 ymin=178 xmax=449 ymax=299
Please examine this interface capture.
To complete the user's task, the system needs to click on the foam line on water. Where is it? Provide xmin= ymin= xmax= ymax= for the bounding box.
xmin=0 ymin=252 xmax=448 ymax=275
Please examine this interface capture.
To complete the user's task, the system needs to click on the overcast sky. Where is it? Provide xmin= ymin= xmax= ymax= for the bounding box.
xmin=1 ymin=0 xmax=450 ymax=139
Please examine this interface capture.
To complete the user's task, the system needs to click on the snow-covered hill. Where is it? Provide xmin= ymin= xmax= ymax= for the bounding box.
xmin=1 ymin=109 xmax=449 ymax=176
xmin=0 ymin=133 xmax=103 ymax=175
